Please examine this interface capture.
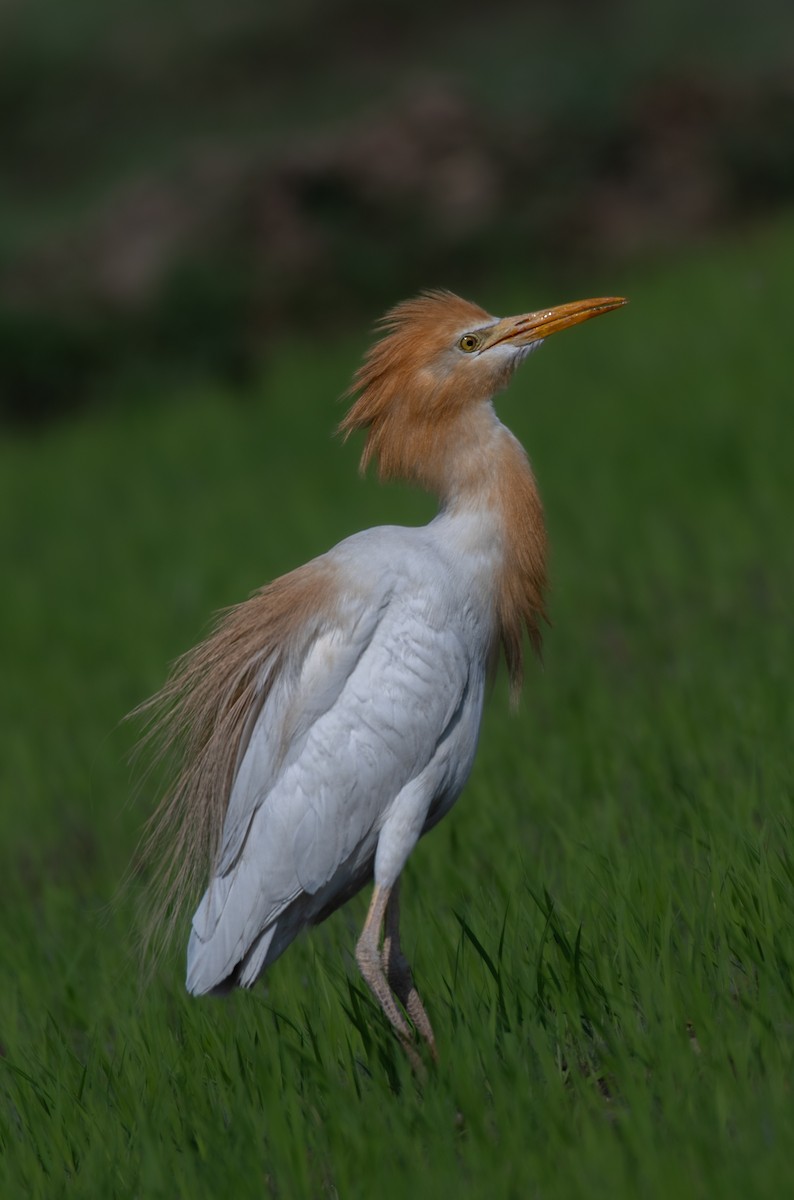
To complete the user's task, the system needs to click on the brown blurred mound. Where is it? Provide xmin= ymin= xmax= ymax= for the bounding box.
xmin=1 ymin=0 xmax=793 ymax=422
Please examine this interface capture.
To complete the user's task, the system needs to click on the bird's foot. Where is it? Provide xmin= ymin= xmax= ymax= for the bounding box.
xmin=381 ymin=934 xmax=438 ymax=1063
xmin=356 ymin=926 xmax=424 ymax=1072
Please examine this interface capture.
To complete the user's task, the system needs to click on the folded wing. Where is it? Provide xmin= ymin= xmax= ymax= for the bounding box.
xmin=187 ymin=576 xmax=473 ymax=994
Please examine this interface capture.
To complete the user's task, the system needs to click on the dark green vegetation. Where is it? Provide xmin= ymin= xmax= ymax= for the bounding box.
xmin=3 ymin=0 xmax=794 ymax=421
xmin=2 ymin=217 xmax=793 ymax=1197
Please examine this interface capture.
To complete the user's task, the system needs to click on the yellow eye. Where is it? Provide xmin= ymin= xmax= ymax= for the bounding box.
xmin=458 ymin=333 xmax=480 ymax=353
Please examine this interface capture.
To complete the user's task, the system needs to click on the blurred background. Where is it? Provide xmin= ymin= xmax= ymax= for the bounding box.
xmin=3 ymin=6 xmax=794 ymax=1190
xmin=2 ymin=0 xmax=794 ymax=424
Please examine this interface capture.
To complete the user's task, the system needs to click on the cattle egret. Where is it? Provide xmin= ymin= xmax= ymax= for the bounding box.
xmin=142 ymin=290 xmax=626 ymax=1065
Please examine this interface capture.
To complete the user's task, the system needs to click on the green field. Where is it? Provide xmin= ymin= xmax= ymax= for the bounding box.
xmin=1 ymin=219 xmax=793 ymax=1198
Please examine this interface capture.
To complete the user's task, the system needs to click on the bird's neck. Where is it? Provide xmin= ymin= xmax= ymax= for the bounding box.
xmin=432 ymin=405 xmax=548 ymax=696
xmin=351 ymin=395 xmax=548 ymax=695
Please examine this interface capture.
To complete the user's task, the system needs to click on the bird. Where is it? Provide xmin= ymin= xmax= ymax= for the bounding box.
xmin=140 ymin=289 xmax=626 ymax=1066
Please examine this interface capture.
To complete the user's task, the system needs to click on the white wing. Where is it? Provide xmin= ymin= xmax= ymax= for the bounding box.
xmin=186 ymin=537 xmax=481 ymax=994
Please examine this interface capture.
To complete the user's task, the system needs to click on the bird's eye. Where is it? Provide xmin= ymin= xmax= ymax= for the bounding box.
xmin=458 ymin=334 xmax=480 ymax=353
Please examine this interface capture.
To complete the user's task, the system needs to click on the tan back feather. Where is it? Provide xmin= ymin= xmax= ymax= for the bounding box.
xmin=493 ymin=435 xmax=548 ymax=701
xmin=133 ymin=559 xmax=338 ymax=959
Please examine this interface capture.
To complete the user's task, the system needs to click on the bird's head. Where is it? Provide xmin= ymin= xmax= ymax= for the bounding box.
xmin=340 ymin=289 xmax=626 ymax=488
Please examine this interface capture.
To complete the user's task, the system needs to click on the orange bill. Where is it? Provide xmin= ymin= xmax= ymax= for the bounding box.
xmin=481 ymin=296 xmax=628 ymax=349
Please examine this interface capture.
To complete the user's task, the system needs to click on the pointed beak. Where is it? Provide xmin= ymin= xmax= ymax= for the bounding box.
xmin=480 ymin=296 xmax=628 ymax=351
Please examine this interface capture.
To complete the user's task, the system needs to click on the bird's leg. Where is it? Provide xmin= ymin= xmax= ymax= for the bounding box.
xmin=355 ymin=883 xmax=422 ymax=1070
xmin=382 ymin=880 xmax=438 ymax=1061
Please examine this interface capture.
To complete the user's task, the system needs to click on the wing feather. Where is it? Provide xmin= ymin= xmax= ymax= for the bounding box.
xmin=214 ymin=590 xmax=391 ymax=875
xmin=187 ymin=590 xmax=473 ymax=993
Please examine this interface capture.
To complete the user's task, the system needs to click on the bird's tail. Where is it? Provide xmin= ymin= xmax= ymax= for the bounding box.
xmin=186 ymin=880 xmax=310 ymax=994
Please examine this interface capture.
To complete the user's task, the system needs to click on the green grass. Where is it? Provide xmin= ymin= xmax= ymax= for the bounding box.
xmin=2 ymin=216 xmax=794 ymax=1198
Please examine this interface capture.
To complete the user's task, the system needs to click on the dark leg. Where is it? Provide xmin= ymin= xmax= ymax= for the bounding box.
xmin=381 ymin=880 xmax=438 ymax=1061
